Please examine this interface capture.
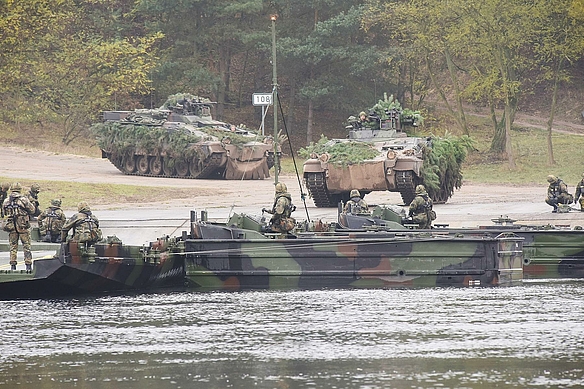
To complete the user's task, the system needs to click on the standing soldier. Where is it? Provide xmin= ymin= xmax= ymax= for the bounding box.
xmin=545 ymin=175 xmax=573 ymax=213
xmin=2 ymin=182 xmax=36 ymax=272
xmin=574 ymin=173 xmax=584 ymax=212
xmin=262 ymin=182 xmax=296 ymax=233
xmin=343 ymin=189 xmax=370 ymax=215
xmin=27 ymin=182 xmax=41 ymax=218
xmin=38 ymin=199 xmax=67 ymax=243
xmin=408 ymin=184 xmax=436 ymax=229
xmin=0 ymin=182 xmax=9 ymax=218
xmin=61 ymin=202 xmax=102 ymax=248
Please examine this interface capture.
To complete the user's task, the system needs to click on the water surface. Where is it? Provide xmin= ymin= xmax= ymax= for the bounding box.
xmin=1 ymin=281 xmax=583 ymax=388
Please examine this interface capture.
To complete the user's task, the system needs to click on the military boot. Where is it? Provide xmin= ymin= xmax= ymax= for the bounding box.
xmin=25 ymin=264 xmax=32 ymax=274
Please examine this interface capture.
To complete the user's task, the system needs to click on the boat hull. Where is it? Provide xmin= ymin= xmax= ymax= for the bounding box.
xmin=0 ymin=239 xmax=185 ymax=300
xmin=184 ymin=231 xmax=523 ymax=290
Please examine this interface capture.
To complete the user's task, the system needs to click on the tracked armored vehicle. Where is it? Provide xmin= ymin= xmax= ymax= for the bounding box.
xmin=94 ymin=94 xmax=279 ymax=180
xmin=302 ymin=96 xmax=467 ymax=207
xmin=303 ymin=111 xmax=426 ymax=207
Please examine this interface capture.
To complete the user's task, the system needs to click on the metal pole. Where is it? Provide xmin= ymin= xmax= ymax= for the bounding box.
xmin=261 ymin=106 xmax=265 ymax=136
xmin=271 ymin=14 xmax=279 ymax=185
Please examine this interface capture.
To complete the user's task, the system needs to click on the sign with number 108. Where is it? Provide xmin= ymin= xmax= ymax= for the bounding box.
xmin=252 ymin=93 xmax=273 ymax=106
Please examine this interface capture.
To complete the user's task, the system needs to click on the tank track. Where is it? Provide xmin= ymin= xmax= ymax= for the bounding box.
xmin=396 ymin=170 xmax=417 ymax=205
xmin=305 ymin=172 xmax=346 ymax=208
xmin=108 ymin=154 xmax=223 ymax=179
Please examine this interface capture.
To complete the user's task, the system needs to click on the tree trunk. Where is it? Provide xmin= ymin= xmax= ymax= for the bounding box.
xmin=425 ymin=52 xmax=464 ymax=133
xmin=504 ymin=102 xmax=516 ymax=169
xmin=287 ymin=80 xmax=296 ymax=135
xmin=306 ymin=100 xmax=314 ymax=146
xmin=444 ymin=47 xmax=469 ymax=135
xmin=546 ymin=58 xmax=563 ymax=166
xmin=489 ymin=101 xmax=505 ymax=153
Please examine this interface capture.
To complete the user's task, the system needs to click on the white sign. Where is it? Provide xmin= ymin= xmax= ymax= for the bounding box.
xmin=252 ymin=93 xmax=273 ymax=106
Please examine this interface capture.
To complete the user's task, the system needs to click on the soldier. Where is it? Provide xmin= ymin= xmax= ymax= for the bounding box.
xmin=61 ymin=202 xmax=102 ymax=247
xmin=343 ymin=189 xmax=370 ymax=215
xmin=545 ymin=175 xmax=573 ymax=213
xmin=357 ymin=111 xmax=370 ymax=128
xmin=408 ymin=184 xmax=435 ymax=229
xmin=574 ymin=173 xmax=584 ymax=212
xmin=27 ymin=182 xmax=41 ymax=217
xmin=0 ymin=182 xmax=9 ymax=218
xmin=262 ymin=182 xmax=296 ymax=233
xmin=38 ymin=199 xmax=67 ymax=243
xmin=2 ymin=182 xmax=36 ymax=272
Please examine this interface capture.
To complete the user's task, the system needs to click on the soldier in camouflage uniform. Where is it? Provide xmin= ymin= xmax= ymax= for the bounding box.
xmin=27 ymin=182 xmax=41 ymax=218
xmin=408 ymin=185 xmax=435 ymax=229
xmin=574 ymin=173 xmax=584 ymax=212
xmin=263 ymin=182 xmax=296 ymax=233
xmin=38 ymin=199 xmax=67 ymax=243
xmin=545 ymin=175 xmax=573 ymax=213
xmin=2 ymin=182 xmax=36 ymax=272
xmin=0 ymin=182 xmax=9 ymax=218
xmin=343 ymin=189 xmax=370 ymax=215
xmin=61 ymin=202 xmax=102 ymax=247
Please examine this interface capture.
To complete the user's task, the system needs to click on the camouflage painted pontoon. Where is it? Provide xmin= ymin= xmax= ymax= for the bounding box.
xmin=0 ymin=237 xmax=185 ymax=300
xmin=184 ymin=212 xmax=524 ymax=290
xmin=338 ymin=210 xmax=584 ymax=279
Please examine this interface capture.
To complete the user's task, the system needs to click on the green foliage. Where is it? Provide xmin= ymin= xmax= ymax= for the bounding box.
xmin=91 ymin=122 xmax=202 ymax=159
xmin=298 ymin=135 xmax=379 ymax=166
xmin=421 ymin=134 xmax=475 ymax=200
xmin=161 ymin=93 xmax=213 ymax=109
xmin=368 ymin=93 xmax=424 ymax=125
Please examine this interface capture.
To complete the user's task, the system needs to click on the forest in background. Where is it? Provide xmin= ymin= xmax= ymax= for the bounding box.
xmin=1 ymin=0 xmax=584 ymax=168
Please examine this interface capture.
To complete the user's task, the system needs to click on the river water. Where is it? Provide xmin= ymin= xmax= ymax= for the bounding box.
xmin=1 ymin=281 xmax=583 ymax=389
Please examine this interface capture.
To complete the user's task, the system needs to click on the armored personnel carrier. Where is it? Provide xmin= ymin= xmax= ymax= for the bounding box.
xmin=302 ymin=95 xmax=467 ymax=207
xmin=93 ymin=94 xmax=279 ymax=180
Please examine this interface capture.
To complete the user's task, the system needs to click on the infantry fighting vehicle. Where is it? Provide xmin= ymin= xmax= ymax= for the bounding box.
xmin=94 ymin=94 xmax=279 ymax=180
xmin=302 ymin=95 xmax=465 ymax=207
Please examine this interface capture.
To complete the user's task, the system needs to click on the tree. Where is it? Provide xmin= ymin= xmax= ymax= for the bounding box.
xmin=532 ymin=0 xmax=584 ymax=165
xmin=274 ymin=0 xmax=385 ymax=145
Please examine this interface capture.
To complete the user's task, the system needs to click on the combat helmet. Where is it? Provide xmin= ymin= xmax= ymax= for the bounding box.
xmin=275 ymin=182 xmax=287 ymax=194
xmin=10 ymin=182 xmax=22 ymax=192
xmin=1 ymin=182 xmax=9 ymax=191
xmin=51 ymin=199 xmax=62 ymax=207
xmin=77 ymin=201 xmax=91 ymax=213
xmin=350 ymin=189 xmax=361 ymax=198
xmin=359 ymin=111 xmax=367 ymax=118
xmin=30 ymin=183 xmax=41 ymax=193
xmin=415 ymin=184 xmax=427 ymax=195
xmin=547 ymin=175 xmax=557 ymax=183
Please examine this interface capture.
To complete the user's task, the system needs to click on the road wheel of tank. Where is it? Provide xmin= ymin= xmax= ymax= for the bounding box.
xmin=122 ymin=154 xmax=136 ymax=174
xmin=163 ymin=158 xmax=176 ymax=176
xmin=189 ymin=157 xmax=203 ymax=178
xmin=175 ymin=158 xmax=189 ymax=177
xmin=137 ymin=155 xmax=150 ymax=174
xmin=149 ymin=157 xmax=163 ymax=176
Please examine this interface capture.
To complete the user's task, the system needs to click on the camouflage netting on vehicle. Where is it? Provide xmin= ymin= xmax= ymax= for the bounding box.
xmin=161 ymin=93 xmax=213 ymax=109
xmin=298 ymin=135 xmax=379 ymax=166
xmin=420 ymin=134 xmax=474 ymax=200
xmin=366 ymin=93 xmax=424 ymax=126
xmin=92 ymin=122 xmax=203 ymax=160
xmin=299 ymin=133 xmax=473 ymax=199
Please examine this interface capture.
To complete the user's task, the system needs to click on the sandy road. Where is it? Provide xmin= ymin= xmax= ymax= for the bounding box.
xmin=1 ymin=145 xmax=584 ymax=246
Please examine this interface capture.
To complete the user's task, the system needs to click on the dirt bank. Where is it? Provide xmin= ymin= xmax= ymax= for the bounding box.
xmin=1 ymin=146 xmax=583 ymax=232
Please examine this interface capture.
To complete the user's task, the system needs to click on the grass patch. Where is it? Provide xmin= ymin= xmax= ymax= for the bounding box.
xmin=0 ymin=178 xmax=206 ymax=210
xmin=462 ymin=124 xmax=584 ymax=185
